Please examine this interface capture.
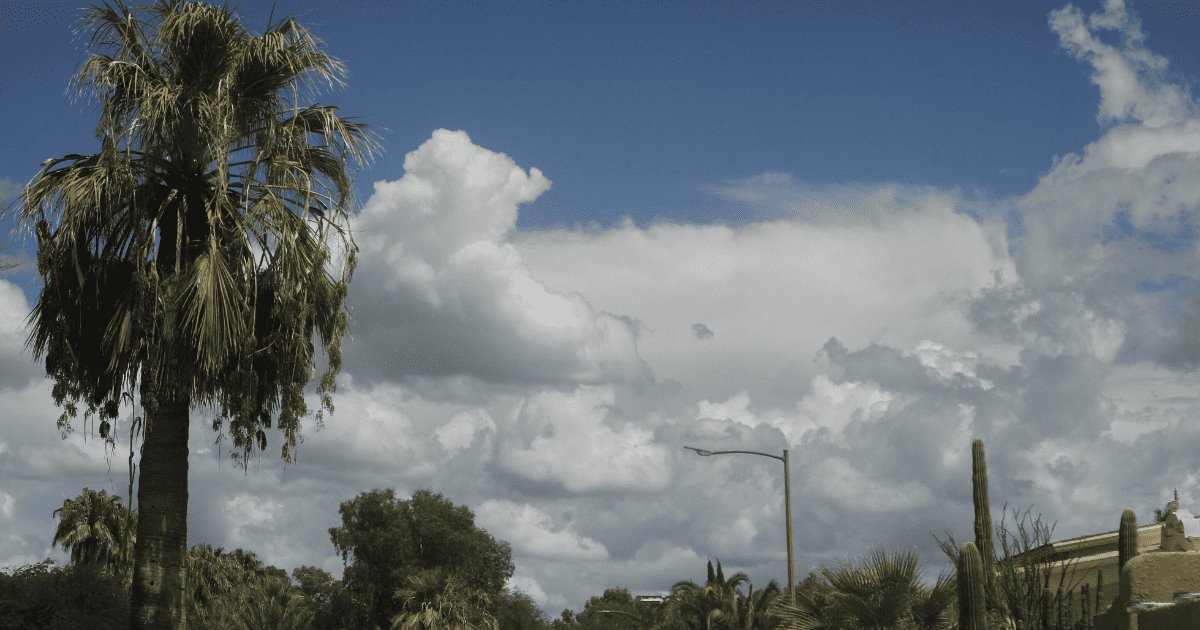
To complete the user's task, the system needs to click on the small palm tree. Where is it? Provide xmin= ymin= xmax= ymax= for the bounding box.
xmin=52 ymin=488 xmax=135 ymax=575
xmin=391 ymin=568 xmax=500 ymax=630
xmin=669 ymin=560 xmax=779 ymax=630
xmin=769 ymin=548 xmax=954 ymax=630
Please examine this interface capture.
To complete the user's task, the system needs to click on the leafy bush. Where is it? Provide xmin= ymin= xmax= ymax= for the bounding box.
xmin=0 ymin=560 xmax=128 ymax=629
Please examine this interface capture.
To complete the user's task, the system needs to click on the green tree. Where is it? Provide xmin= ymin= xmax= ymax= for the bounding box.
xmin=12 ymin=1 xmax=373 ymax=627
xmin=494 ymin=589 xmax=552 ymax=630
xmin=572 ymin=587 xmax=670 ymax=630
xmin=294 ymin=565 xmax=360 ymax=629
xmin=51 ymin=487 xmax=136 ymax=575
xmin=329 ymin=489 xmax=515 ymax=628
xmin=0 ymin=560 xmax=129 ymax=629
xmin=769 ymin=549 xmax=954 ymax=630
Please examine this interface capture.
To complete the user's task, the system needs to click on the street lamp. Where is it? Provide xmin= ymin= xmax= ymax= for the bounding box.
xmin=683 ymin=445 xmax=795 ymax=601
xmin=595 ymin=609 xmax=645 ymax=628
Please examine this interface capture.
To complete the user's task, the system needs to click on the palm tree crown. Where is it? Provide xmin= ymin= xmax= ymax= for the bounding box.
xmin=769 ymin=548 xmax=955 ymax=630
xmin=52 ymin=488 xmax=135 ymax=574
xmin=669 ymin=559 xmax=781 ymax=630
xmin=16 ymin=0 xmax=374 ymax=460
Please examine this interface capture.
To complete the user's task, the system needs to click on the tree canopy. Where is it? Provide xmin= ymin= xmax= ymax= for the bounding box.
xmin=329 ymin=488 xmax=515 ymax=628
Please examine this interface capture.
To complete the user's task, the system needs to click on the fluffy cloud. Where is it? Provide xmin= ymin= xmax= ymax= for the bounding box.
xmin=0 ymin=179 xmax=18 ymax=206
xmin=347 ymin=129 xmax=650 ymax=387
xmin=476 ymin=500 xmax=608 ymax=561
xmin=1004 ymin=0 xmax=1200 ymax=368
xmin=515 ymin=191 xmax=1017 ymax=412
xmin=1049 ymin=0 xmax=1194 ymax=128
xmin=0 ymin=280 xmax=42 ymax=389
xmin=8 ymin=0 xmax=1200 ymax=616
xmin=496 ymin=385 xmax=673 ymax=494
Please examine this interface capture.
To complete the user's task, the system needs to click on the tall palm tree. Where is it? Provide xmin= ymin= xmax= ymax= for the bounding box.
xmin=52 ymin=487 xmax=135 ymax=575
xmin=14 ymin=1 xmax=373 ymax=627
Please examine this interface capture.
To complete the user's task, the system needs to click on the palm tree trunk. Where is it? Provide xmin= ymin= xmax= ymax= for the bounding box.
xmin=130 ymin=383 xmax=191 ymax=629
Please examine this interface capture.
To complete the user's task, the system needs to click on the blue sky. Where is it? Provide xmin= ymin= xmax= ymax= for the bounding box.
xmin=4 ymin=0 xmax=1200 ymax=617
xmin=5 ymin=0 xmax=1185 ymax=227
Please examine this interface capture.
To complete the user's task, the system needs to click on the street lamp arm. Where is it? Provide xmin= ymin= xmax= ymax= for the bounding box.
xmin=683 ymin=444 xmax=795 ymax=604
xmin=595 ymin=609 xmax=643 ymax=621
xmin=683 ymin=445 xmax=785 ymax=462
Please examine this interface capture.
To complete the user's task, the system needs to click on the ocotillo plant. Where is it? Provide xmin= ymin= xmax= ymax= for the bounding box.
xmin=1081 ymin=583 xmax=1092 ymax=630
xmin=958 ymin=542 xmax=987 ymax=630
xmin=1056 ymin=585 xmax=1066 ymax=629
xmin=1118 ymin=509 xmax=1138 ymax=572
xmin=972 ymin=438 xmax=1006 ymax=615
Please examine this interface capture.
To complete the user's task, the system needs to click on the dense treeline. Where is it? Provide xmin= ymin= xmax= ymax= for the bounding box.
xmin=3 ymin=486 xmax=974 ymax=629
xmin=2 ymin=488 xmax=549 ymax=629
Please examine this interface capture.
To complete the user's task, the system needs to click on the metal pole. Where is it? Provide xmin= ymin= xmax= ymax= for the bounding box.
xmin=683 ymin=445 xmax=797 ymax=605
xmin=783 ymin=448 xmax=795 ymax=603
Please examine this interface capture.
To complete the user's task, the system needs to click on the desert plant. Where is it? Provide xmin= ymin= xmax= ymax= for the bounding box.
xmin=1117 ymin=509 xmax=1137 ymax=573
xmin=972 ymin=439 xmax=1007 ymax=617
xmin=938 ymin=505 xmax=1081 ymax=630
xmin=1080 ymin=583 xmax=1092 ymax=630
xmin=957 ymin=542 xmax=987 ymax=630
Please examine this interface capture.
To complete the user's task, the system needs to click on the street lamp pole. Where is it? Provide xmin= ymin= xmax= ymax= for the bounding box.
xmin=684 ymin=446 xmax=795 ymax=601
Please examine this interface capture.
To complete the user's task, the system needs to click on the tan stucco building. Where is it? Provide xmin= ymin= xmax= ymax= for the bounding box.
xmin=1007 ymin=518 xmax=1173 ymax=608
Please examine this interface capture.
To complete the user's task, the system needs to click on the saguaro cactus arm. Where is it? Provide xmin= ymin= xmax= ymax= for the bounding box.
xmin=1118 ymin=509 xmax=1138 ymax=573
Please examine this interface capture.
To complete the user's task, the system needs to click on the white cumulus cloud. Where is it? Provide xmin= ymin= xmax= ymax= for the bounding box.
xmin=348 ymin=129 xmax=650 ymax=387
xmin=476 ymin=500 xmax=608 ymax=561
xmin=497 ymin=385 xmax=672 ymax=494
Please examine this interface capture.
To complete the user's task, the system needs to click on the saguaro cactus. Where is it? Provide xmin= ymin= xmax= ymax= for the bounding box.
xmin=958 ymin=542 xmax=988 ymax=630
xmin=1118 ymin=509 xmax=1138 ymax=572
xmin=972 ymin=438 xmax=1005 ymax=613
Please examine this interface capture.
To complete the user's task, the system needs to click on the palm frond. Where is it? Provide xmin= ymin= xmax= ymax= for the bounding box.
xmin=9 ymin=0 xmax=372 ymax=461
